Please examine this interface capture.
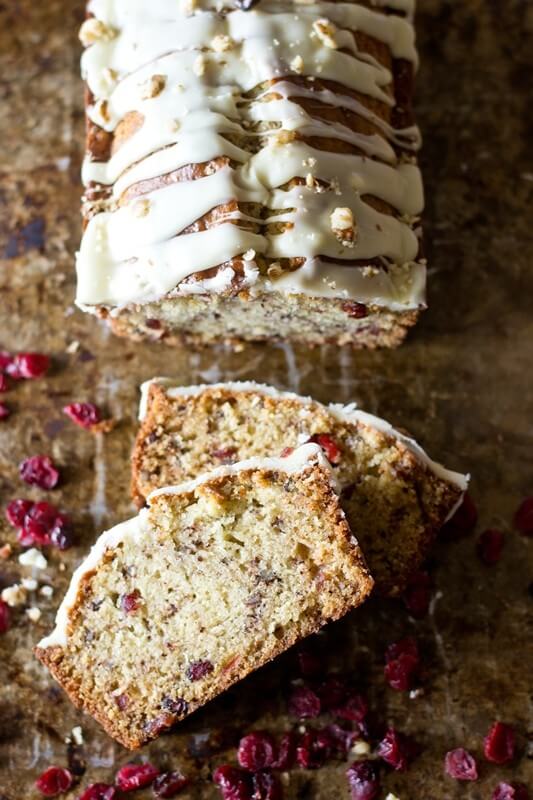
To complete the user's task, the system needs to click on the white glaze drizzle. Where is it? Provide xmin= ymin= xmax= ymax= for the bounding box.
xmin=139 ymin=378 xmax=470 ymax=493
xmin=37 ymin=443 xmax=331 ymax=649
xmin=77 ymin=0 xmax=425 ymax=310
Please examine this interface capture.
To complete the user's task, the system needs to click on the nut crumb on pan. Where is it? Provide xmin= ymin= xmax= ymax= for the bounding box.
xmin=26 ymin=607 xmax=42 ymax=623
xmin=19 ymin=548 xmax=48 ymax=569
xmin=140 ymin=74 xmax=167 ymax=100
xmin=79 ymin=18 xmax=117 ymax=47
xmin=1 ymin=584 xmax=27 ymax=607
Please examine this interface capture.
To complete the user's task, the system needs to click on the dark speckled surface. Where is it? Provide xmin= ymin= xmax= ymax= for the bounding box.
xmin=0 ymin=1 xmax=532 ymax=797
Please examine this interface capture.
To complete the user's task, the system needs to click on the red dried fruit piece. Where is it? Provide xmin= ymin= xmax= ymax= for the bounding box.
xmin=280 ymin=447 xmax=294 ymax=458
xmin=0 ymin=351 xmax=13 ymax=371
xmin=483 ymin=721 xmax=515 ymax=764
xmin=477 ymin=529 xmax=505 ymax=565
xmin=63 ymin=402 xmax=101 ymax=429
xmin=35 ymin=766 xmax=73 ymax=797
xmin=342 ymin=301 xmax=368 ymax=319
xmin=492 ymin=782 xmax=530 ymax=800
xmin=212 ymin=447 xmax=238 ymax=463
xmin=20 ymin=501 xmax=73 ymax=550
xmin=333 ymin=691 xmax=368 ymax=724
xmin=251 ymin=770 xmax=282 ymax=800
xmin=384 ymin=637 xmax=420 ymax=692
xmin=296 ymin=730 xmax=334 ymax=769
xmin=0 ymin=403 xmax=10 ymax=420
xmin=324 ymin=723 xmax=360 ymax=755
xmin=5 ymin=498 xmax=33 ymax=527
xmin=115 ymin=763 xmax=160 ymax=791
xmin=316 ymin=675 xmax=347 ymax=710
xmin=7 ymin=352 xmax=50 ymax=380
xmin=308 ymin=433 xmax=341 ymax=465
xmin=0 ymin=600 xmax=10 ymax=634
xmin=161 ymin=696 xmax=188 ymax=716
xmin=288 ymin=685 xmax=321 ymax=718
xmin=49 ymin=514 xmax=74 ymax=550
xmin=376 ymin=728 xmax=419 ymax=771
xmin=514 ymin=497 xmax=533 ymax=537
xmin=346 ymin=761 xmax=380 ymax=800
xmin=213 ymin=765 xmax=253 ymax=800
xmin=403 ymin=570 xmax=432 ymax=618
xmin=78 ymin=784 xmax=118 ymax=800
xmin=272 ymin=732 xmax=297 ymax=769
xmin=153 ymin=770 xmax=191 ymax=798
xmin=441 ymin=492 xmax=478 ymax=539
xmin=186 ymin=659 xmax=214 ymax=681
xmin=0 ymin=373 xmax=10 ymax=392
xmin=19 ymin=455 xmax=60 ymax=490
xmin=238 ymin=732 xmax=277 ymax=770
xmin=120 ymin=590 xmax=142 ymax=614
xmin=444 ymin=748 xmax=478 ymax=781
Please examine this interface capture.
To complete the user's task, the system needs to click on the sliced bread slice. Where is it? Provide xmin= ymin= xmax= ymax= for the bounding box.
xmin=36 ymin=444 xmax=373 ymax=749
xmin=132 ymin=380 xmax=468 ymax=596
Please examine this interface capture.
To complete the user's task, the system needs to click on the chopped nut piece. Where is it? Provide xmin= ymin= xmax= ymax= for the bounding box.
xmin=26 ymin=607 xmax=41 ymax=623
xmin=305 ymin=173 xmax=316 ymax=189
xmin=351 ymin=740 xmax=371 ymax=757
xmin=330 ymin=206 xmax=354 ymax=231
xmin=211 ymin=34 xmax=235 ymax=52
xmin=312 ymin=19 xmax=338 ymax=49
xmin=92 ymin=99 xmax=110 ymax=126
xmin=193 ymin=55 xmax=207 ymax=76
xmin=19 ymin=548 xmax=48 ymax=570
xmin=290 ymin=54 xmax=304 ymax=74
xmin=133 ymin=198 xmax=151 ymax=218
xmin=1 ymin=584 xmax=27 ymax=607
xmin=140 ymin=74 xmax=167 ymax=100
xmin=22 ymin=578 xmax=38 ymax=591
xmin=385 ymin=794 xmax=401 ymax=800
xmin=242 ymin=249 xmax=256 ymax=262
xmin=66 ymin=340 xmax=80 ymax=354
xmin=273 ymin=129 xmax=297 ymax=146
xmin=267 ymin=262 xmax=283 ymax=278
xmin=0 ymin=543 xmax=12 ymax=560
xmin=79 ymin=18 xmax=117 ymax=47
xmin=101 ymin=67 xmax=118 ymax=90
xmin=71 ymin=726 xmax=84 ymax=745
xmin=40 ymin=585 xmax=54 ymax=598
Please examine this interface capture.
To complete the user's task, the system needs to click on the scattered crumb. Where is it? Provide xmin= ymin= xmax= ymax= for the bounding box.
xmin=312 ymin=19 xmax=338 ymax=49
xmin=243 ymin=249 xmax=256 ymax=262
xmin=26 ymin=607 xmax=42 ymax=623
xmin=0 ymin=543 xmax=12 ymax=560
xmin=66 ymin=340 xmax=80 ymax=354
xmin=40 ymin=585 xmax=54 ymax=598
xmin=19 ymin=549 xmax=48 ymax=570
xmin=71 ymin=726 xmax=84 ymax=745
xmin=59 ymin=562 xmax=66 ymax=572
xmin=21 ymin=578 xmax=38 ymax=592
xmin=1 ymin=584 xmax=27 ymax=607
xmin=79 ymin=18 xmax=117 ymax=47
xmin=290 ymin=54 xmax=304 ymax=74
xmin=132 ymin=198 xmax=151 ymax=218
xmin=140 ymin=74 xmax=167 ymax=100
xmin=211 ymin=34 xmax=234 ymax=52
xmin=193 ymin=55 xmax=207 ymax=76
xmin=385 ymin=794 xmax=401 ymax=800
xmin=351 ymin=740 xmax=371 ymax=757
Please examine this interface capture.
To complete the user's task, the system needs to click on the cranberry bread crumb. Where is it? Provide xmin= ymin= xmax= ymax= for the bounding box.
xmin=76 ymin=0 xmax=425 ymax=348
xmin=132 ymin=380 xmax=468 ymax=596
xmin=36 ymin=445 xmax=373 ymax=749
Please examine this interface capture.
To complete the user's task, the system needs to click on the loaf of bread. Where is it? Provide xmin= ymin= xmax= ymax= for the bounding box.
xmin=132 ymin=380 xmax=468 ymax=595
xmin=35 ymin=444 xmax=373 ymax=748
xmin=77 ymin=0 xmax=425 ymax=347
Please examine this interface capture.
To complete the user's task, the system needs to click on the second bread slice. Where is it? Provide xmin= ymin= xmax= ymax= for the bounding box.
xmin=36 ymin=445 xmax=373 ymax=749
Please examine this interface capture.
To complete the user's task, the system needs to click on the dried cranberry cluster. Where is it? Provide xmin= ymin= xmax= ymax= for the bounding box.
xmin=35 ymin=762 xmax=190 ymax=798
xmin=5 ymin=498 xmax=73 ymax=550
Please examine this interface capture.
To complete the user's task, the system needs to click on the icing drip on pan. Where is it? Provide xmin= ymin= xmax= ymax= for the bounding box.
xmin=77 ymin=0 xmax=425 ymax=311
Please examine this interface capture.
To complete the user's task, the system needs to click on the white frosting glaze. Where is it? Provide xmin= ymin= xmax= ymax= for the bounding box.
xmin=37 ymin=443 xmax=331 ymax=649
xmin=76 ymin=0 xmax=426 ymax=311
xmin=139 ymin=378 xmax=469 ymax=494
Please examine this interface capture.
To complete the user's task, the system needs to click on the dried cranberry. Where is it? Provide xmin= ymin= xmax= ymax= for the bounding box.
xmin=7 ymin=352 xmax=50 ymax=380
xmin=288 ymin=685 xmax=321 ymax=718
xmin=384 ymin=637 xmax=420 ymax=691
xmin=0 ymin=600 xmax=10 ymax=634
xmin=296 ymin=730 xmax=334 ymax=769
xmin=63 ymin=402 xmax=101 ymax=429
xmin=35 ymin=766 xmax=73 ymax=796
xmin=483 ymin=721 xmax=515 ymax=764
xmin=492 ymin=782 xmax=530 ymax=800
xmin=0 ymin=373 xmax=9 ymax=391
xmin=441 ymin=493 xmax=478 ymax=539
xmin=21 ymin=501 xmax=72 ymax=548
xmin=316 ymin=675 xmax=347 ymax=710
xmin=333 ymin=691 xmax=368 ymax=723
xmin=477 ymin=529 xmax=505 ymax=565
xmin=323 ymin=724 xmax=360 ymax=756
xmin=444 ymin=748 xmax=478 ymax=781
xmin=153 ymin=770 xmax=191 ymax=797
xmin=49 ymin=514 xmax=74 ymax=550
xmin=186 ymin=659 xmax=214 ymax=681
xmin=514 ymin=497 xmax=533 ymax=536
xmin=251 ymin=771 xmax=282 ymax=800
xmin=212 ymin=447 xmax=238 ymax=463
xmin=19 ymin=455 xmax=60 ymax=490
xmin=115 ymin=763 xmax=160 ymax=791
xmin=162 ymin=696 xmax=188 ymax=716
xmin=280 ymin=447 xmax=294 ymax=458
xmin=0 ymin=403 xmax=10 ymax=419
xmin=346 ymin=761 xmax=380 ymax=800
xmin=376 ymin=728 xmax=419 ymax=771
xmin=308 ymin=433 xmax=341 ymax=465
xmin=403 ymin=571 xmax=432 ymax=618
xmin=78 ymin=784 xmax=118 ymax=800
xmin=272 ymin=733 xmax=297 ymax=769
xmin=297 ymin=649 xmax=323 ymax=678
xmin=0 ymin=351 xmax=13 ymax=371
xmin=5 ymin=498 xmax=33 ymax=527
xmin=342 ymin=301 xmax=368 ymax=319
xmin=213 ymin=765 xmax=253 ymax=800
xmin=238 ymin=732 xmax=277 ymax=770
xmin=120 ymin=590 xmax=142 ymax=614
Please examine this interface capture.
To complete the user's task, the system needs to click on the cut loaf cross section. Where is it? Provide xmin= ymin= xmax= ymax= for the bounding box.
xmin=36 ymin=445 xmax=373 ymax=749
xmin=132 ymin=380 xmax=469 ymax=595
xmin=77 ymin=0 xmax=425 ymax=347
